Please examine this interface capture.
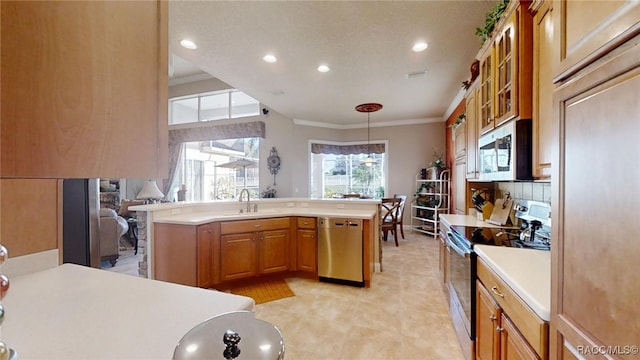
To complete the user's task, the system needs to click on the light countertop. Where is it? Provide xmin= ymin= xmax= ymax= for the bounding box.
xmin=440 ymin=214 xmax=503 ymax=228
xmin=474 ymin=245 xmax=551 ymax=321
xmin=3 ymin=264 xmax=254 ymax=359
xmin=154 ymin=207 xmax=378 ymax=225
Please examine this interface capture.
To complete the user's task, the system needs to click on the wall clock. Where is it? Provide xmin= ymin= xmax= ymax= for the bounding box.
xmin=267 ymin=147 xmax=281 ymax=185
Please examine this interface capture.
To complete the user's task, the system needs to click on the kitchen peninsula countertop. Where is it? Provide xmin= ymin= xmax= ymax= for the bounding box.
xmin=474 ymin=245 xmax=551 ymax=321
xmin=3 ymin=264 xmax=254 ymax=359
xmin=138 ymin=198 xmax=381 ymax=225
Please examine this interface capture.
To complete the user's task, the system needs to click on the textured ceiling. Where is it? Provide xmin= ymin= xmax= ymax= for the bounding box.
xmin=169 ymin=1 xmax=496 ymax=127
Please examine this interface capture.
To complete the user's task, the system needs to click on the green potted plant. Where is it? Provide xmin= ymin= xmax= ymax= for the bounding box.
xmin=475 ymin=0 xmax=510 ymax=46
xmin=427 ymin=148 xmax=446 ymax=179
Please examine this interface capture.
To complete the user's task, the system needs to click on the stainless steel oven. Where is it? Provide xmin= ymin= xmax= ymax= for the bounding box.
xmin=446 ymin=230 xmax=475 ymax=360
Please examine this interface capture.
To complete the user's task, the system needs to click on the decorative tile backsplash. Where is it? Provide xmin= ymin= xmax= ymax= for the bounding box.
xmin=495 ymin=181 xmax=551 ymax=204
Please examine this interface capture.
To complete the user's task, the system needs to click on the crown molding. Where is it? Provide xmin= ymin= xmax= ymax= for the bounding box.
xmin=293 ymin=117 xmax=442 ymax=129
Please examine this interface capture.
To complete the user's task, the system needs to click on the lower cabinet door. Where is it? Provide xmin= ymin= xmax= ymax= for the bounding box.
xmin=196 ymin=224 xmax=213 ymax=288
xmin=258 ymin=229 xmax=290 ymax=274
xmin=477 ymin=280 xmax=502 ymax=360
xmin=297 ymin=229 xmax=317 ymax=273
xmin=500 ymin=313 xmax=540 ymax=360
xmin=220 ymin=232 xmax=257 ymax=281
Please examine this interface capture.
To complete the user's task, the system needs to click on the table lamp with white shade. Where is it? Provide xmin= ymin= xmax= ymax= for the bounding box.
xmin=136 ymin=180 xmax=164 ymax=204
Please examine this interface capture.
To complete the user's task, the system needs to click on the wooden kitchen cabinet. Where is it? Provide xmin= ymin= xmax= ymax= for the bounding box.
xmin=550 ymin=32 xmax=640 ymax=359
xmin=501 ymin=314 xmax=541 ymax=360
xmin=0 ymin=1 xmax=168 ymax=179
xmin=476 ymin=279 xmax=502 ymax=360
xmin=477 ymin=258 xmax=548 ymax=360
xmin=478 ymin=44 xmax=495 ymax=134
xmin=220 ymin=232 xmax=258 ymax=282
xmin=296 ymin=217 xmax=317 ymax=274
xmin=478 ymin=0 xmax=533 ymax=135
xmin=465 ymin=81 xmax=479 ymax=179
xmin=530 ymin=0 xmax=554 ymax=179
xmin=258 ymin=229 xmax=290 ymax=274
xmin=196 ymin=223 xmax=215 ymax=288
xmin=154 ymin=224 xmax=198 ymax=286
xmin=454 ymin=156 xmax=467 ymax=215
xmin=219 ymin=217 xmax=291 ymax=282
xmin=553 ymin=0 xmax=640 ymax=82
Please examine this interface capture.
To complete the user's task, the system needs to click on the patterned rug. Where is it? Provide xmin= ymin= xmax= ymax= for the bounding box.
xmin=229 ymin=280 xmax=295 ymax=304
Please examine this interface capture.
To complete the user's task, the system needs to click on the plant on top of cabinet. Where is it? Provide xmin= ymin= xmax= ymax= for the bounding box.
xmin=475 ymin=0 xmax=510 ymax=45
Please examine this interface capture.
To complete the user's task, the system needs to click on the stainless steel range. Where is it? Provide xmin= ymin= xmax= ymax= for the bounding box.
xmin=444 ymin=200 xmax=551 ymax=360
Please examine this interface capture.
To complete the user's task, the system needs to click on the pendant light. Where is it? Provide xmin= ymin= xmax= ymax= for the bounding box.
xmin=355 ymin=103 xmax=383 ymax=166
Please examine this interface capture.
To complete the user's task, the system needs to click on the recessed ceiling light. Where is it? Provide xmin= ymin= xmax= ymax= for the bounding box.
xmin=317 ymin=65 xmax=330 ymax=73
xmin=412 ymin=41 xmax=428 ymax=52
xmin=263 ymin=54 xmax=277 ymax=63
xmin=180 ymin=39 xmax=197 ymax=50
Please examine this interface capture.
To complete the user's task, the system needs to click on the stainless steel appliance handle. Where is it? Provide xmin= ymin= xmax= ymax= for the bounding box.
xmin=446 ymin=232 xmax=470 ymax=258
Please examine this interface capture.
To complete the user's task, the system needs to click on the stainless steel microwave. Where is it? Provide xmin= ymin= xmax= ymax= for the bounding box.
xmin=478 ymin=120 xmax=532 ymax=181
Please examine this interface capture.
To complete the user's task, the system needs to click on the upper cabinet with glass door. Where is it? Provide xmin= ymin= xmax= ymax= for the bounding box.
xmin=477 ymin=0 xmax=533 ymax=135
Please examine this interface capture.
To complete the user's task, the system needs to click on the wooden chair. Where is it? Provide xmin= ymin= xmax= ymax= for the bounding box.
xmin=380 ymin=197 xmax=402 ymax=246
xmin=393 ymin=194 xmax=407 ymax=239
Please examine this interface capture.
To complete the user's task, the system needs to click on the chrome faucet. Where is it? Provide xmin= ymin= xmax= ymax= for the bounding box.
xmin=239 ymin=188 xmax=251 ymax=213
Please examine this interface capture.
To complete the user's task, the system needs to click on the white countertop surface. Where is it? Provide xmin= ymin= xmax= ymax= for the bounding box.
xmin=3 ymin=264 xmax=254 ymax=359
xmin=154 ymin=207 xmax=378 ymax=225
xmin=474 ymin=245 xmax=551 ymax=321
xmin=440 ymin=214 xmax=503 ymax=228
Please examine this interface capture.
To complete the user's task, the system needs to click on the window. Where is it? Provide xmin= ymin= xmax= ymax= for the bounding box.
xmin=169 ymin=90 xmax=260 ymax=125
xmin=173 ymin=138 xmax=260 ymax=201
xmin=309 ymin=141 xmax=387 ymax=199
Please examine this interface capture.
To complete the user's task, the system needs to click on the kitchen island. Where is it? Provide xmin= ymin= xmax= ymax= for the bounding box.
xmin=131 ymin=198 xmax=380 ymax=288
xmin=3 ymin=264 xmax=254 ymax=359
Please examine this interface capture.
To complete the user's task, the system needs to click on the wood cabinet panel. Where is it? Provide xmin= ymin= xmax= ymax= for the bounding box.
xmin=296 ymin=217 xmax=316 ymax=229
xmin=478 ymin=46 xmax=495 ymax=134
xmin=531 ymin=1 xmax=555 ymax=179
xmin=196 ymin=224 xmax=214 ymax=288
xmin=0 ymin=1 xmax=168 ymax=178
xmin=477 ymin=280 xmax=502 ymax=360
xmin=0 ymin=179 xmax=61 ymax=257
xmin=220 ymin=217 xmax=290 ymax=235
xmin=478 ymin=259 xmax=548 ymax=359
xmin=501 ymin=314 xmax=540 ymax=360
xmin=465 ymin=84 xmax=479 ymax=179
xmin=220 ymin=232 xmax=257 ymax=282
xmin=454 ymin=157 xmax=467 ymax=214
xmin=554 ymin=0 xmax=640 ymax=82
xmin=297 ymin=228 xmax=317 ymax=273
xmin=153 ymin=224 xmax=197 ymax=286
xmin=454 ymin=123 xmax=466 ymax=159
xmin=258 ymin=229 xmax=289 ymax=274
xmin=551 ymin=37 xmax=640 ymax=356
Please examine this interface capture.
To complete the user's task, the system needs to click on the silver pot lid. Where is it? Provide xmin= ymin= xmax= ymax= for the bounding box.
xmin=173 ymin=310 xmax=284 ymax=360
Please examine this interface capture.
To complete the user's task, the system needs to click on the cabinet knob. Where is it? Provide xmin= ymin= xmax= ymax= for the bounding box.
xmin=302 ymin=221 xmax=309 ymax=225
xmin=254 ymin=224 xmax=262 ymax=228
xmin=489 ymin=314 xmax=497 ymax=321
xmin=496 ymin=326 xmax=504 ymax=333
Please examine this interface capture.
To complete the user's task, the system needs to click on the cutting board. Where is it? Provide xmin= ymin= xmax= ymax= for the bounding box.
xmin=487 ymin=198 xmax=513 ymax=225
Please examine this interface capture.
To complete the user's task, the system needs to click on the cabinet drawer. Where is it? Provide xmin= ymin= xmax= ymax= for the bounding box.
xmin=296 ymin=217 xmax=317 ymax=229
xmin=220 ymin=217 xmax=290 ymax=235
xmin=477 ymin=258 xmax=548 ymax=359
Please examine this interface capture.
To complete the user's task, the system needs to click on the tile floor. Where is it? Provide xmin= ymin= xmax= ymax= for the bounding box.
xmin=254 ymin=231 xmax=465 ymax=360
xmin=104 ymin=230 xmax=465 ymax=359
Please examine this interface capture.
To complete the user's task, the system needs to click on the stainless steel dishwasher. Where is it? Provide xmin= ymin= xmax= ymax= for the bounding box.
xmin=317 ymin=217 xmax=364 ymax=287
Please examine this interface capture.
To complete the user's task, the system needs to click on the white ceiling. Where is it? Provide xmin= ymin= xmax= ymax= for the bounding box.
xmin=168 ymin=1 xmax=496 ymax=127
